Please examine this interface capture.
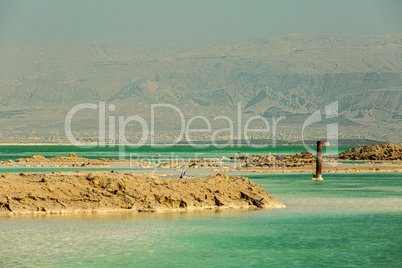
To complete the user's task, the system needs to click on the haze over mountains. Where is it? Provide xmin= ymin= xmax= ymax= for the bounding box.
xmin=0 ymin=33 xmax=401 ymax=143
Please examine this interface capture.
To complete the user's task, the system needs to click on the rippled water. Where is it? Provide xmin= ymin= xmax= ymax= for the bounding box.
xmin=1 ymin=173 xmax=401 ymax=267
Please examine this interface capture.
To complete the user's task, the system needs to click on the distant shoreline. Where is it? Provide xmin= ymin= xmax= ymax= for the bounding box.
xmin=0 ymin=143 xmax=73 ymax=146
xmin=0 ymin=138 xmax=393 ymax=147
xmin=0 ymin=143 xmax=203 ymax=146
xmin=0 ymin=143 xmax=321 ymax=146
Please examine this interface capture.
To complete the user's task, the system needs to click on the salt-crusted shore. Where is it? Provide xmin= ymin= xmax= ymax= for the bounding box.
xmin=1 ymin=143 xmax=402 ymax=172
xmin=0 ymin=171 xmax=285 ymax=215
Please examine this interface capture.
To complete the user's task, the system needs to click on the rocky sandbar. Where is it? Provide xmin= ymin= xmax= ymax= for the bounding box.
xmin=0 ymin=172 xmax=284 ymax=215
xmin=339 ymin=143 xmax=402 ymax=160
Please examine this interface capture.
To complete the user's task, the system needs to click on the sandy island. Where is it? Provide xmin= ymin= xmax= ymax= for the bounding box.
xmin=0 ymin=172 xmax=285 ymax=215
xmin=233 ymin=143 xmax=402 ymax=173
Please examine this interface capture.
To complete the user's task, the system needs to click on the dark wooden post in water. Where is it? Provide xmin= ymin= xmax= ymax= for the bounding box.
xmin=314 ymin=141 xmax=323 ymax=180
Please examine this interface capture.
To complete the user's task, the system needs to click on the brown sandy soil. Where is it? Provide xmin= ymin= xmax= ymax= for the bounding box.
xmin=339 ymin=143 xmax=402 ymax=160
xmin=0 ymin=153 xmax=132 ymax=168
xmin=0 ymin=153 xmax=227 ymax=169
xmin=231 ymin=150 xmax=318 ymax=168
xmin=0 ymin=172 xmax=284 ymax=215
xmin=12 ymin=153 xmax=128 ymax=164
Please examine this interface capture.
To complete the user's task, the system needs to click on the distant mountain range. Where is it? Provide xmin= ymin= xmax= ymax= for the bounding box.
xmin=0 ymin=33 xmax=401 ymax=143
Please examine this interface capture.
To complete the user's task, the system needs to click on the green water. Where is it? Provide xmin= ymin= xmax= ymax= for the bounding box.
xmin=0 ymin=145 xmax=351 ymax=161
xmin=1 ymin=173 xmax=401 ymax=267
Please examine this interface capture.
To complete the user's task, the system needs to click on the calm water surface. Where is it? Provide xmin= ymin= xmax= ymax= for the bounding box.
xmin=1 ymin=173 xmax=401 ymax=267
xmin=0 ymin=145 xmax=350 ymax=161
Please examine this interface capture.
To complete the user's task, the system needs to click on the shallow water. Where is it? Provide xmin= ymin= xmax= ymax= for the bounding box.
xmin=1 ymin=172 xmax=401 ymax=267
xmin=0 ymin=145 xmax=350 ymax=161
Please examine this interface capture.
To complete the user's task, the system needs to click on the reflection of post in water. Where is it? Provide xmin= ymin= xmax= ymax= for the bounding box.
xmin=312 ymin=141 xmax=323 ymax=181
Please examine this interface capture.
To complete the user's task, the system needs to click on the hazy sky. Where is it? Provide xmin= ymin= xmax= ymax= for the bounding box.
xmin=0 ymin=0 xmax=401 ymax=46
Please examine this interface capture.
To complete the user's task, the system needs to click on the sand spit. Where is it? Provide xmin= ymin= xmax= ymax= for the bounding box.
xmin=339 ymin=143 xmax=402 ymax=160
xmin=14 ymin=153 xmax=87 ymax=163
xmin=11 ymin=153 xmax=116 ymax=166
xmin=1 ymin=144 xmax=401 ymax=173
xmin=231 ymin=150 xmax=319 ymax=168
xmin=1 ymin=153 xmax=126 ymax=168
xmin=232 ymin=144 xmax=402 ymax=173
xmin=1 ymin=153 xmax=228 ymax=169
xmin=0 ymin=172 xmax=285 ymax=215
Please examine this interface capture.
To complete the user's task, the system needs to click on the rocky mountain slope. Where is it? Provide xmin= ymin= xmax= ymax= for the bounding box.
xmin=0 ymin=33 xmax=401 ymax=143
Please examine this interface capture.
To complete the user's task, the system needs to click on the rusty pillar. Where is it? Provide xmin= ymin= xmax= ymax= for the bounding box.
xmin=315 ymin=141 xmax=323 ymax=180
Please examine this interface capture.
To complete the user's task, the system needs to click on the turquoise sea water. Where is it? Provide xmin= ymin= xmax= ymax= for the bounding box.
xmin=0 ymin=145 xmax=351 ymax=161
xmin=0 ymin=145 xmax=351 ymax=175
xmin=1 ymin=172 xmax=401 ymax=267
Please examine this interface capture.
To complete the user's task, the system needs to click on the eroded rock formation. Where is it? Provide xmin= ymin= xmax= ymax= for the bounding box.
xmin=0 ymin=171 xmax=284 ymax=214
